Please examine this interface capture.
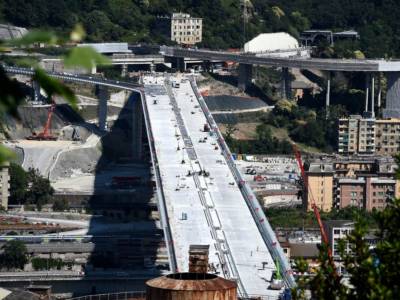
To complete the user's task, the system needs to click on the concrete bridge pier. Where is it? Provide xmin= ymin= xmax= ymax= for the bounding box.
xmin=377 ymin=73 xmax=382 ymax=109
xmin=371 ymin=74 xmax=375 ymax=117
xmin=325 ymin=72 xmax=331 ymax=118
xmin=238 ymin=63 xmax=253 ymax=91
xmin=132 ymin=96 xmax=143 ymax=160
xmin=170 ymin=57 xmax=186 ymax=72
xmin=32 ymin=80 xmax=41 ymax=102
xmin=383 ymin=72 xmax=400 ymax=118
xmin=121 ymin=64 xmax=128 ymax=77
xmin=95 ymin=85 xmax=109 ymax=131
xmin=364 ymin=73 xmax=370 ymax=114
xmin=150 ymin=63 xmax=155 ymax=73
xmin=281 ymin=67 xmax=292 ymax=99
xmin=202 ymin=60 xmax=212 ymax=73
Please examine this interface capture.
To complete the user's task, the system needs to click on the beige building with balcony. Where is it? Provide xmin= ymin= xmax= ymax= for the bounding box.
xmin=171 ymin=13 xmax=202 ymax=45
xmin=0 ymin=162 xmax=10 ymax=210
xmin=305 ymin=163 xmax=334 ymax=212
xmin=375 ymin=118 xmax=400 ymax=155
xmin=338 ymin=115 xmax=400 ymax=156
xmin=306 ymin=157 xmax=399 ymax=212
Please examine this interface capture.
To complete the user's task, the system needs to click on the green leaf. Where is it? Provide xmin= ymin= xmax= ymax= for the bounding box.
xmin=64 ymin=46 xmax=110 ymax=71
xmin=70 ymin=24 xmax=86 ymax=42
xmin=12 ymin=57 xmax=39 ymax=68
xmin=9 ymin=30 xmax=58 ymax=47
xmin=0 ymin=145 xmax=16 ymax=165
xmin=33 ymin=68 xmax=77 ymax=109
xmin=0 ymin=66 xmax=26 ymax=119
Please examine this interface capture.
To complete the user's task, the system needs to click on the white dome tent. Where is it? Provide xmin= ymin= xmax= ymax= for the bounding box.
xmin=244 ymin=32 xmax=300 ymax=53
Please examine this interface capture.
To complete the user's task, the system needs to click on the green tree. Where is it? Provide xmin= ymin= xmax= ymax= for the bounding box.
xmin=294 ymin=193 xmax=400 ymax=299
xmin=0 ymin=25 xmax=109 ymax=164
xmin=26 ymin=168 xmax=54 ymax=210
xmin=0 ymin=240 xmax=28 ymax=270
xmin=53 ymin=198 xmax=69 ymax=212
xmin=9 ymin=162 xmax=28 ymax=205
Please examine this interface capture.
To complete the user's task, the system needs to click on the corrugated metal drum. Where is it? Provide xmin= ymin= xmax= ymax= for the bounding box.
xmin=146 ymin=272 xmax=237 ymax=300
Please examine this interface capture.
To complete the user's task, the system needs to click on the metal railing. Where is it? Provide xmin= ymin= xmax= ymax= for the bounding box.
xmin=190 ymin=78 xmax=296 ymax=288
xmin=69 ymin=291 xmax=146 ymax=300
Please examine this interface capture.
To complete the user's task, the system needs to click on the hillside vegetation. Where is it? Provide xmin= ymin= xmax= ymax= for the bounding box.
xmin=1 ymin=0 xmax=400 ymax=57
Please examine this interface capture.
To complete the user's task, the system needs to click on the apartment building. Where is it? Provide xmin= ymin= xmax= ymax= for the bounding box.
xmin=336 ymin=176 xmax=399 ymax=210
xmin=338 ymin=115 xmax=400 ymax=155
xmin=0 ymin=162 xmax=10 ymax=210
xmin=324 ymin=220 xmax=354 ymax=259
xmin=170 ymin=13 xmax=202 ymax=45
xmin=338 ymin=115 xmax=375 ymax=155
xmin=375 ymin=118 xmax=400 ymax=155
xmin=323 ymin=220 xmax=380 ymax=274
xmin=305 ymin=163 xmax=334 ymax=212
xmin=306 ymin=157 xmax=399 ymax=212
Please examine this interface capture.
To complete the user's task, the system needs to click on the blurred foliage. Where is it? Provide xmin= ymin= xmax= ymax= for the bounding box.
xmin=64 ymin=46 xmax=110 ymax=71
xmin=33 ymin=68 xmax=77 ymax=109
xmin=293 ymin=197 xmax=400 ymax=299
xmin=0 ymin=26 xmax=109 ymax=163
xmin=9 ymin=30 xmax=57 ymax=47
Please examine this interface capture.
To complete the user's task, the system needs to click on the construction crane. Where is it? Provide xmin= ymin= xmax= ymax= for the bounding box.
xmin=292 ymin=144 xmax=336 ymax=270
xmin=26 ymin=101 xmax=57 ymax=141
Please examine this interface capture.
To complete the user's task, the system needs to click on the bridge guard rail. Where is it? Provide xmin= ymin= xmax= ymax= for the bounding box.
xmin=139 ymin=90 xmax=178 ymax=273
xmin=189 ymin=78 xmax=296 ymax=288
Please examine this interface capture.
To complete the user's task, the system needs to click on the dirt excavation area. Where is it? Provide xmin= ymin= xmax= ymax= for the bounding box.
xmin=3 ymin=90 xmax=132 ymax=194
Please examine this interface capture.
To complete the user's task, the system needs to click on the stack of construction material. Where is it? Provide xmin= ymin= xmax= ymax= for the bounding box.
xmin=188 ymin=244 xmax=209 ymax=273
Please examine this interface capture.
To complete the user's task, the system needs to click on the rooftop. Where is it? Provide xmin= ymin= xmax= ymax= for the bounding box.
xmin=289 ymin=243 xmax=319 ymax=258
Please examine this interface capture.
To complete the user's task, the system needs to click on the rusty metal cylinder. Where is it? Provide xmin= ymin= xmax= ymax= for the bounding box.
xmin=146 ymin=272 xmax=237 ymax=300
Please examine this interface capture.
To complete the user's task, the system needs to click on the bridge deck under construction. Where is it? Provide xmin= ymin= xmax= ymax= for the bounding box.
xmin=142 ymin=74 xmax=282 ymax=298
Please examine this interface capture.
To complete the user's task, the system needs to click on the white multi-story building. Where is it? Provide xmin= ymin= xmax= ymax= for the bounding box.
xmin=338 ymin=115 xmax=375 ymax=155
xmin=171 ymin=13 xmax=202 ymax=45
xmin=338 ymin=115 xmax=400 ymax=156
xmin=0 ymin=162 xmax=10 ymax=210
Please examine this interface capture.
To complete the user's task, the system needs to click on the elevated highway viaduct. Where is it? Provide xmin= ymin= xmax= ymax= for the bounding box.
xmin=5 ymin=66 xmax=294 ymax=298
xmin=161 ymin=46 xmax=400 ymax=118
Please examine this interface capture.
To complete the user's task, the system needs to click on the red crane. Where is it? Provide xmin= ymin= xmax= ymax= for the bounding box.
xmin=292 ymin=144 xmax=336 ymax=269
xmin=27 ymin=101 xmax=57 ymax=141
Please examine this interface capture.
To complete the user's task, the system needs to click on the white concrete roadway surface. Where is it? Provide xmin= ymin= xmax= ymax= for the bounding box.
xmin=143 ymin=76 xmax=221 ymax=276
xmin=143 ymin=75 xmax=280 ymax=298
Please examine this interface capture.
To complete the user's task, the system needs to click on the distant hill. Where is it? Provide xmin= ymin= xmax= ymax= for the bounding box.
xmin=0 ymin=0 xmax=399 ymax=58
